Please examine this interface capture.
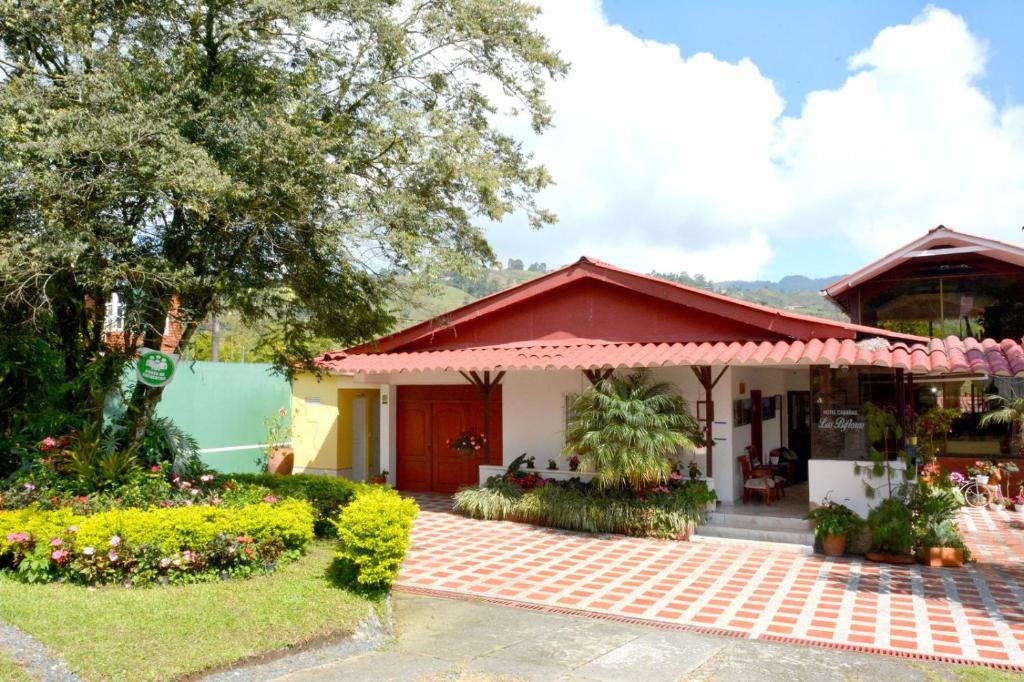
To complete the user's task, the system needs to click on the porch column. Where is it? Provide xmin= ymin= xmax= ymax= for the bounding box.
xmin=691 ymin=365 xmax=728 ymax=477
xmin=459 ymin=370 xmax=505 ymax=461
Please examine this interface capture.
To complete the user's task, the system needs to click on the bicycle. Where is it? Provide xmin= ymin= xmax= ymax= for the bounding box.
xmin=958 ymin=478 xmax=994 ymax=508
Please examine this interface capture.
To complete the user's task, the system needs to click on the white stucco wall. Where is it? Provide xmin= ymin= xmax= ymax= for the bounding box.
xmin=808 ymin=459 xmax=908 ymax=517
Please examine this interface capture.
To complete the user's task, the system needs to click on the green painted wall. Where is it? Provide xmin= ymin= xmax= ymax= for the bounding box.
xmin=151 ymin=362 xmax=291 ymax=473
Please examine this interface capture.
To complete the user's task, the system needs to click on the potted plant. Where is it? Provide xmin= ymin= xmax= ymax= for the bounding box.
xmin=568 ymin=454 xmax=580 ymax=472
xmin=547 ymin=459 xmax=558 ymax=471
xmin=369 ymin=470 xmax=388 ymax=485
xmin=525 ymin=456 xmax=535 ymax=470
xmin=446 ymin=431 xmax=487 ymax=456
xmin=263 ymin=407 xmax=293 ymax=475
xmin=967 ymin=460 xmax=996 ymax=486
xmin=920 ymin=520 xmax=969 ymax=567
xmin=866 ymin=497 xmax=915 ymax=563
xmin=806 ymin=497 xmax=862 ymax=557
xmin=1014 ymin=491 xmax=1024 ymax=513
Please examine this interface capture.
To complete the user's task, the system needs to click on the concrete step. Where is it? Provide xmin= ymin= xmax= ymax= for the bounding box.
xmin=704 ymin=511 xmax=812 ymax=533
xmin=694 ymin=523 xmax=815 ymax=547
xmin=689 ymin=533 xmax=815 ymax=555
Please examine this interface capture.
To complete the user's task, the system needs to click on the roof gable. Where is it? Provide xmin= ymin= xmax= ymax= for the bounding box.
xmin=347 ymin=257 xmax=922 ymax=355
xmin=823 ymin=226 xmax=1024 ymax=301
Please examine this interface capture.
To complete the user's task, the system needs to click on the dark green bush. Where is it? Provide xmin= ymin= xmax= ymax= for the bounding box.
xmin=230 ymin=473 xmax=359 ymax=537
xmin=867 ymin=497 xmax=914 ymax=555
xmin=331 ymin=486 xmax=418 ymax=591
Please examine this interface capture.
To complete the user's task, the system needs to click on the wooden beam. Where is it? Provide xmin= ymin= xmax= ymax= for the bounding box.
xmin=461 ymin=369 xmax=505 ymax=461
xmin=690 ymin=365 xmax=721 ymax=477
xmin=583 ymin=368 xmax=613 ymax=385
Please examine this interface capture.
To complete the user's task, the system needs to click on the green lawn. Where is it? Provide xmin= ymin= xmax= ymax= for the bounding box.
xmin=0 ymin=650 xmax=32 ymax=682
xmin=0 ymin=542 xmax=376 ymax=681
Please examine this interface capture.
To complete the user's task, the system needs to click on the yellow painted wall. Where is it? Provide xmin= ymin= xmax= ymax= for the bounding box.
xmin=337 ymin=388 xmax=379 ymax=474
xmin=291 ymin=373 xmax=341 ymax=474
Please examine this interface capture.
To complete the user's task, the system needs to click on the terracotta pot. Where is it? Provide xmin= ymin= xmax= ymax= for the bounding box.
xmin=822 ymin=533 xmax=847 ymax=557
xmin=923 ymin=547 xmax=964 ymax=568
xmin=992 ymin=468 xmax=1003 ymax=483
xmin=268 ymin=447 xmax=294 ymax=475
xmin=866 ymin=552 xmax=916 ymax=564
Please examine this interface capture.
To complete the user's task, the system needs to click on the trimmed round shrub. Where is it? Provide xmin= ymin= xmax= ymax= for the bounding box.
xmin=230 ymin=473 xmax=359 ymax=537
xmin=332 ymin=487 xmax=418 ymax=590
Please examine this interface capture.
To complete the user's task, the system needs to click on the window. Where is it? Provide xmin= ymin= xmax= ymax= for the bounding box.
xmin=104 ymin=293 xmax=125 ymax=333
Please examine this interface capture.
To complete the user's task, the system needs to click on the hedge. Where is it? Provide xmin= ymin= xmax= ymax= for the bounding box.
xmin=332 ymin=487 xmax=418 ymax=591
xmin=0 ymin=499 xmax=314 ymax=585
xmin=453 ymin=481 xmax=713 ymax=539
xmin=230 ymin=473 xmax=358 ymax=537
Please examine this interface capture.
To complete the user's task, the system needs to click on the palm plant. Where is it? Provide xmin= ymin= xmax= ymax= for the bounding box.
xmin=563 ymin=370 xmax=702 ymax=491
xmin=979 ymin=395 xmax=1024 ymax=455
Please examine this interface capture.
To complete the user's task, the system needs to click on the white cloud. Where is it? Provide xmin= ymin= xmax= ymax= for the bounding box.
xmin=486 ymin=2 xmax=1024 ymax=279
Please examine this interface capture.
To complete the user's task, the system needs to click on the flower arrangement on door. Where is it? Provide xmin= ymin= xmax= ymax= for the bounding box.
xmin=446 ymin=431 xmax=487 ymax=455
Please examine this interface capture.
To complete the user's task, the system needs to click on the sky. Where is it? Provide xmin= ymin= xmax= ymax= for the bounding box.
xmin=483 ymin=1 xmax=1024 ymax=281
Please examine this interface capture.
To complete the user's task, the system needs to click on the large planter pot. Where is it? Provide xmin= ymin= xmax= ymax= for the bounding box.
xmin=866 ymin=552 xmax=916 ymax=564
xmin=822 ymin=533 xmax=847 ymax=557
xmin=268 ymin=447 xmax=294 ymax=475
xmin=923 ymin=547 xmax=964 ymax=568
xmin=975 ymin=474 xmax=990 ymax=486
xmin=1015 ymin=504 xmax=1024 ymax=513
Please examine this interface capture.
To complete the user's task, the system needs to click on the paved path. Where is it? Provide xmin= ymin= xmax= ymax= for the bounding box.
xmin=278 ymin=592 xmax=972 ymax=681
xmin=395 ymin=494 xmax=1024 ymax=671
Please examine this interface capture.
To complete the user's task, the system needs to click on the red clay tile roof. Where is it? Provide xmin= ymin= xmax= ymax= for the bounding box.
xmin=317 ymin=335 xmax=1024 ymax=377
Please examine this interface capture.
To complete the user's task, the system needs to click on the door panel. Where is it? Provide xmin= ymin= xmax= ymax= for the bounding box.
xmin=397 ymin=400 xmax=431 ymax=491
xmin=396 ymin=385 xmax=503 ymax=493
xmin=432 ymin=401 xmax=479 ymax=493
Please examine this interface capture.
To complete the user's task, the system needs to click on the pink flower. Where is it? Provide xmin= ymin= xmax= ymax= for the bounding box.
xmin=210 ymin=497 xmax=222 ymax=506
xmin=49 ymin=538 xmax=62 ymax=547
xmin=278 ymin=407 xmax=287 ymax=416
xmin=200 ymin=474 xmax=214 ymax=482
xmin=108 ymin=551 xmax=118 ymax=562
xmin=263 ymin=495 xmax=279 ymax=504
xmin=39 ymin=437 xmax=57 ymax=452
xmin=109 ymin=535 xmax=121 ymax=547
xmin=159 ymin=557 xmax=171 ymax=568
xmin=150 ymin=465 xmax=161 ymax=473
xmin=50 ymin=549 xmax=69 ymax=563
xmin=180 ymin=481 xmax=191 ymax=489
xmin=66 ymin=526 xmax=78 ymax=533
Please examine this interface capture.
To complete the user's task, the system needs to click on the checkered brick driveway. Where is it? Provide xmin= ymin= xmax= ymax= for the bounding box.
xmin=395 ymin=494 xmax=1024 ymax=671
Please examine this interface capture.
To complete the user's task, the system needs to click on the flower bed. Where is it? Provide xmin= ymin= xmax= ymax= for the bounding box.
xmin=0 ymin=499 xmax=314 ymax=585
xmin=453 ymin=474 xmax=715 ymax=540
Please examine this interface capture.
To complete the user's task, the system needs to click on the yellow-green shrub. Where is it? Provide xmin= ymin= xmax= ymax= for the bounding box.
xmin=332 ymin=487 xmax=418 ymax=590
xmin=0 ymin=500 xmax=314 ymax=584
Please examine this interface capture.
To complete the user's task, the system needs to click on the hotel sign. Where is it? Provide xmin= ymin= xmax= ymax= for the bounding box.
xmin=818 ymin=408 xmax=865 ymax=432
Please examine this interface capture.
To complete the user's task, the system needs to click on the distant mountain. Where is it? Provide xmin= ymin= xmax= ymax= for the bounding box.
xmin=718 ymin=274 xmax=844 ymax=293
xmin=390 ymin=266 xmax=851 ymax=329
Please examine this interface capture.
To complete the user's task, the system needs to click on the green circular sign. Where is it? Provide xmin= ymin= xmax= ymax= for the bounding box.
xmin=137 ymin=349 xmax=177 ymax=387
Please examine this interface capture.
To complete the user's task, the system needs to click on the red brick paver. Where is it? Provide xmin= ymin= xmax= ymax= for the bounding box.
xmin=396 ymin=494 xmax=1024 ymax=670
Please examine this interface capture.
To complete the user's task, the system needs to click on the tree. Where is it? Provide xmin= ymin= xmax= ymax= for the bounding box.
xmin=526 ymin=261 xmax=547 ymax=272
xmin=0 ymin=1 xmax=567 ymax=442
xmin=563 ymin=370 xmax=702 ymax=491
xmin=507 ymin=258 xmax=525 ymax=270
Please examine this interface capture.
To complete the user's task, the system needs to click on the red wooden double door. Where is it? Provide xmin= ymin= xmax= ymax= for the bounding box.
xmin=396 ymin=385 xmax=503 ymax=493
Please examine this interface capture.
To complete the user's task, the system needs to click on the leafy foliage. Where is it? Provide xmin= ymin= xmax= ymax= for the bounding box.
xmin=454 ymin=476 xmax=715 ymax=539
xmin=563 ymin=370 xmax=703 ymax=491
xmin=979 ymin=394 xmax=1024 ymax=454
xmin=65 ymin=422 xmax=142 ymax=493
xmin=0 ymin=0 xmax=567 ymax=443
xmin=331 ymin=487 xmax=419 ymax=591
xmin=0 ymin=499 xmax=314 ymax=585
xmin=866 ymin=497 xmax=915 ymax=555
xmin=231 ymin=474 xmax=359 ymax=538
xmin=806 ymin=498 xmax=862 ymax=538
xmin=136 ymin=417 xmax=203 ymax=477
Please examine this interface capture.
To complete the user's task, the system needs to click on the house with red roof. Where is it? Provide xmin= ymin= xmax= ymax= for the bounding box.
xmin=289 ymin=235 xmax=1024 ymax=519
